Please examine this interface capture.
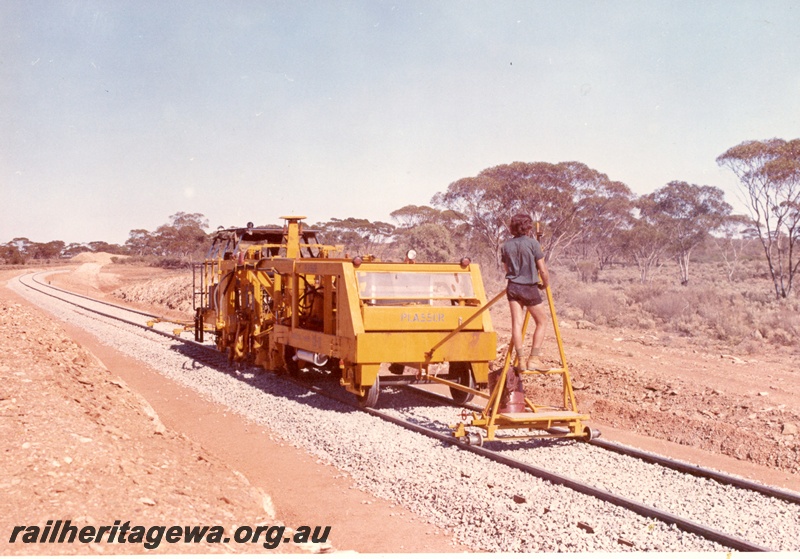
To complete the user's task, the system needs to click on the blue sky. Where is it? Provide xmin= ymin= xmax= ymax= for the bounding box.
xmin=2 ymin=1 xmax=799 ymax=245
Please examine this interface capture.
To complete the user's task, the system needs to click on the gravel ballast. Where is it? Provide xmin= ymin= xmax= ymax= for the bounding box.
xmin=13 ymin=273 xmax=792 ymax=552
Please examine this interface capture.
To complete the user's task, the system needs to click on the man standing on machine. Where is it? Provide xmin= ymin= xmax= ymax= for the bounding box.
xmin=500 ymin=213 xmax=551 ymax=373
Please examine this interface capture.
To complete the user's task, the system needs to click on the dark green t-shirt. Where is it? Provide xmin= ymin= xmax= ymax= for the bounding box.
xmin=501 ymin=235 xmax=545 ymax=285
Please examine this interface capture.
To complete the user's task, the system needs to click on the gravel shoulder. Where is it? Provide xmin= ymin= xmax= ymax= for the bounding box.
xmin=0 ymin=280 xmax=294 ymax=555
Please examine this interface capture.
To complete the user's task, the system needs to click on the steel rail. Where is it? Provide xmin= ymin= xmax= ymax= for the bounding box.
xmin=286 ymin=381 xmax=770 ymax=552
xmin=588 ymin=438 xmax=800 ymax=506
xmin=14 ymin=273 xmax=773 ymax=552
xmin=20 ymin=273 xmax=196 ymax=348
xmin=20 ymin=273 xmax=235 ymax=378
xmin=383 ymin=415 xmax=767 ymax=551
xmin=405 ymin=383 xmax=800 ymax=508
xmin=30 ymin=270 xmax=163 ymax=319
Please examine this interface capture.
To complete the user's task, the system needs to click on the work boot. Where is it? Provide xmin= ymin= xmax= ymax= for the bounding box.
xmin=525 ymin=355 xmax=551 ymax=372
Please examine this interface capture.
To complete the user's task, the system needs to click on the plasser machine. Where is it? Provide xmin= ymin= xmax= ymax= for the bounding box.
xmin=193 ymin=216 xmax=496 ymax=407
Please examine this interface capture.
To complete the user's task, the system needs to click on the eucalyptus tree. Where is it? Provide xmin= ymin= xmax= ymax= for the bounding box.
xmin=123 ymin=213 xmax=208 ymax=260
xmin=0 ymin=241 xmax=25 ymax=264
xmin=432 ymin=161 xmax=628 ymax=266
xmin=621 ymin=197 xmax=671 ymax=283
xmin=124 ymin=229 xmax=155 ymax=256
xmin=154 ymin=212 xmax=209 ymax=259
xmin=711 ymin=214 xmax=757 ymax=282
xmin=31 ymin=240 xmax=66 ymax=260
xmin=314 ymin=217 xmax=395 ymax=259
xmin=62 ymin=243 xmax=91 ymax=258
xmin=390 ymin=205 xmax=464 ymax=261
xmin=641 ymin=181 xmax=732 ymax=285
xmin=86 ymin=241 xmax=127 ymax=255
xmin=571 ymin=178 xmax=636 ymax=270
xmin=717 ymin=138 xmax=800 ymax=298
xmin=430 ymin=173 xmax=508 ymax=266
xmin=400 ymin=222 xmax=457 ymax=263
xmin=390 ymin=205 xmax=447 ymax=228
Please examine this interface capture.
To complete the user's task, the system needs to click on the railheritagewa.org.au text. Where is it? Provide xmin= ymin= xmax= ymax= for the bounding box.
xmin=8 ymin=519 xmax=331 ymax=550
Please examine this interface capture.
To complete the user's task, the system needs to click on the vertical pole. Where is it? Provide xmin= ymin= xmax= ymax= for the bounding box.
xmin=285 ymin=217 xmax=302 ymax=259
xmin=485 ymin=312 xmax=530 ymax=434
xmin=544 ymin=284 xmax=578 ymax=411
xmin=536 ymin=221 xmax=578 ymax=412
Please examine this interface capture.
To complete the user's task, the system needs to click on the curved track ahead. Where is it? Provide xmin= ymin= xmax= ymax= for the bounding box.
xmin=15 ymin=271 xmax=800 ymax=552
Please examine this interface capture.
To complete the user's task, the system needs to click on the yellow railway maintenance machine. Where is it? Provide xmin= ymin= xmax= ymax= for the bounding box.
xmin=193 ymin=216 xmax=497 ymax=407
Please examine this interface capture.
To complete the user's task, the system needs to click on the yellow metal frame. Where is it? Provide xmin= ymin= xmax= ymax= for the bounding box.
xmin=450 ymin=284 xmax=591 ymax=443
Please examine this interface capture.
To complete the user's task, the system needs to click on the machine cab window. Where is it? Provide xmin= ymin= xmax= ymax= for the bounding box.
xmin=356 ymin=271 xmax=476 ymax=306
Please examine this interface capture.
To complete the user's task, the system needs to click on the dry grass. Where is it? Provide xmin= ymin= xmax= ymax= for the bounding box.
xmin=112 ymin=273 xmax=194 ymax=313
xmin=553 ymin=259 xmax=800 ymax=349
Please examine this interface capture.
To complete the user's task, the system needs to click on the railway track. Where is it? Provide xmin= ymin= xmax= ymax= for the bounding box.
xmin=11 ymin=271 xmax=800 ymax=552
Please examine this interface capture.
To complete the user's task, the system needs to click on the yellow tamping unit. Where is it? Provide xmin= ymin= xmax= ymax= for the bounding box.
xmin=193 ymin=216 xmax=496 ymax=407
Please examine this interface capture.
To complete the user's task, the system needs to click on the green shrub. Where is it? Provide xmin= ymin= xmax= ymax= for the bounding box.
xmin=642 ymin=292 xmax=690 ymax=323
xmin=626 ymin=283 xmax=659 ymax=305
xmin=575 ymin=260 xmax=599 ymax=283
xmin=558 ymin=284 xmax=628 ymax=326
xmin=758 ymin=307 xmax=800 ymax=346
xmin=153 ymin=257 xmax=190 ymax=269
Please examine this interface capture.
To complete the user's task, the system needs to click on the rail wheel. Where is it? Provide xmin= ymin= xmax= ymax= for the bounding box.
xmin=458 ymin=432 xmax=483 ymax=447
xmin=448 ymin=362 xmax=475 ymax=404
xmin=357 ymin=375 xmax=380 ymax=408
xmin=582 ymin=426 xmax=601 ymax=441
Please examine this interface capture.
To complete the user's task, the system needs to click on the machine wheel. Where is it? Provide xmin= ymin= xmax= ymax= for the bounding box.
xmin=459 ymin=432 xmax=483 ymax=447
xmin=582 ymin=426 xmax=601 ymax=441
xmin=357 ymin=375 xmax=380 ymax=408
xmin=448 ymin=362 xmax=475 ymax=404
